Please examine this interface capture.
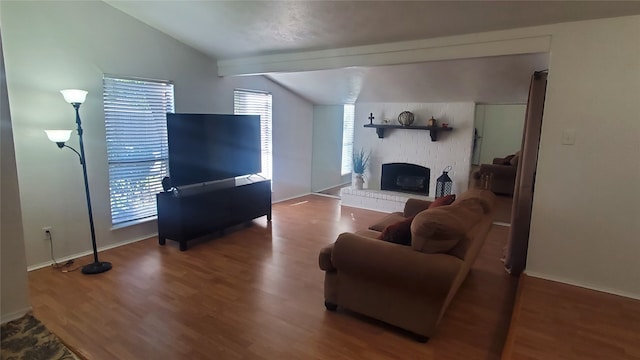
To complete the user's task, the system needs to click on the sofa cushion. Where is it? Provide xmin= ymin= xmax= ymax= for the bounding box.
xmin=410 ymin=200 xmax=485 ymax=254
xmin=428 ymin=194 xmax=456 ymax=209
xmin=378 ymin=216 xmax=413 ymax=246
xmin=453 ymin=188 xmax=495 ymax=214
xmin=403 ymin=198 xmax=433 ymax=217
xmin=354 ymin=229 xmax=383 ymax=239
xmin=368 ymin=212 xmax=404 ymax=232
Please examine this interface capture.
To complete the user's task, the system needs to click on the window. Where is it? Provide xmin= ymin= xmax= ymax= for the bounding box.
xmin=234 ymin=89 xmax=272 ymax=180
xmin=103 ymin=76 xmax=175 ymax=225
xmin=341 ymin=104 xmax=355 ymax=175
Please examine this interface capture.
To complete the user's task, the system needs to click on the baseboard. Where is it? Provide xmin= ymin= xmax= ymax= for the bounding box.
xmin=525 ymin=271 xmax=640 ymax=301
xmin=313 ymin=182 xmax=350 ymax=194
xmin=272 ymin=192 xmax=313 ymax=204
xmin=27 ymin=233 xmax=156 ymax=272
xmin=311 ymin=192 xmax=340 ymax=199
xmin=1 ymin=306 xmax=32 ymax=324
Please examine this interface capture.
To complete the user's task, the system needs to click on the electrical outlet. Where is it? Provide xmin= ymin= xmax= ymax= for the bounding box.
xmin=42 ymin=226 xmax=52 ymax=240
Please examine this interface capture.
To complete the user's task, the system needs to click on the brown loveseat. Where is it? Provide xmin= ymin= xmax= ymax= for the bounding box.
xmin=478 ymin=152 xmax=520 ymax=196
xmin=318 ymin=189 xmax=496 ymax=341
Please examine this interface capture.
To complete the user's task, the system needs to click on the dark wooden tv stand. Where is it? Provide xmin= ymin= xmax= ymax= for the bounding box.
xmin=156 ymin=177 xmax=271 ymax=251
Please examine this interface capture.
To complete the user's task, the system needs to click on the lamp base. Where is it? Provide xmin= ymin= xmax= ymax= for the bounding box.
xmin=82 ymin=261 xmax=112 ymax=275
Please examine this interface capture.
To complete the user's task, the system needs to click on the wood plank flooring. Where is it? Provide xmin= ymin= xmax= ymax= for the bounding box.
xmin=28 ymin=195 xmax=518 ymax=359
xmin=502 ymin=275 xmax=640 ymax=360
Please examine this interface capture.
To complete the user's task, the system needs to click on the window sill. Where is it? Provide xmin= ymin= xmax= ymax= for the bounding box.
xmin=111 ymin=216 xmax=157 ymax=231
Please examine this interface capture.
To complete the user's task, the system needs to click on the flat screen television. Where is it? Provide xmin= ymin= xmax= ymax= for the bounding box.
xmin=167 ymin=113 xmax=261 ymax=187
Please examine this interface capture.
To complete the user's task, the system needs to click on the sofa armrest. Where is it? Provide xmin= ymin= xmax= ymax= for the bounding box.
xmin=403 ymin=198 xmax=433 ymax=218
xmin=319 ymin=243 xmax=336 ymax=271
xmin=492 ymin=157 xmax=506 ymax=165
xmin=332 ymin=233 xmax=462 ymax=296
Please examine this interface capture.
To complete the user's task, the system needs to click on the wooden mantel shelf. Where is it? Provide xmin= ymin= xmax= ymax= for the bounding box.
xmin=364 ymin=124 xmax=453 ymax=141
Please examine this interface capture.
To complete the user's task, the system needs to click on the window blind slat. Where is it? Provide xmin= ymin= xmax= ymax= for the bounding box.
xmin=341 ymin=104 xmax=355 ymax=175
xmin=234 ymin=90 xmax=272 ymax=180
xmin=104 ymin=76 xmax=174 ymax=225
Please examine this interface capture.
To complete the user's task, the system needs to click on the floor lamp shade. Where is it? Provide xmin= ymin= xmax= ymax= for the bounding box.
xmin=60 ymin=89 xmax=87 ymax=104
xmin=45 ymin=130 xmax=73 ymax=143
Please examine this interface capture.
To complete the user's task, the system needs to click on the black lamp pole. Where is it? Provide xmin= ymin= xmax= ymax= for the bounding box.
xmin=50 ymin=92 xmax=112 ymax=275
xmin=67 ymin=102 xmax=111 ymax=275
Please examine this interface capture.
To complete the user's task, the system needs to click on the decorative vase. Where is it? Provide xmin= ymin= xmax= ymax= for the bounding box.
xmin=397 ymin=111 xmax=415 ymax=126
xmin=353 ymin=174 xmax=364 ymax=190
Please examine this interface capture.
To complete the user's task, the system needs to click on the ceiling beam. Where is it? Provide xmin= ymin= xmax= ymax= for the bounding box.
xmin=218 ymin=25 xmax=553 ymax=76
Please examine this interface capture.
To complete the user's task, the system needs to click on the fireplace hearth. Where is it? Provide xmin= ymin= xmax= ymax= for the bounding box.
xmin=381 ymin=163 xmax=430 ymax=195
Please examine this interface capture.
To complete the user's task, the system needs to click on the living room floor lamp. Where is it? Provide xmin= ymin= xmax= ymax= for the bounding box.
xmin=45 ymin=89 xmax=112 ymax=275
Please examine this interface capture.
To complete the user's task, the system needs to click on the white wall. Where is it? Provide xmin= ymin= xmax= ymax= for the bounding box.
xmin=1 ymin=1 xmax=313 ymax=268
xmin=311 ymin=105 xmax=347 ymax=192
xmin=476 ymin=104 xmax=526 ymax=164
xmin=0 ymin=31 xmax=31 ymax=323
xmin=525 ymin=15 xmax=640 ymax=299
xmin=354 ymin=103 xmax=475 ymax=195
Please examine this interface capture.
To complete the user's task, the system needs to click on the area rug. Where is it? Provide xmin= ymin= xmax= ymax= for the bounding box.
xmin=1 ymin=313 xmax=81 ymax=360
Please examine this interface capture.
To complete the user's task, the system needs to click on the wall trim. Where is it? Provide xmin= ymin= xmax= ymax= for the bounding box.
xmin=27 ymin=233 xmax=156 ymax=272
xmin=313 ymin=182 xmax=350 ymax=194
xmin=272 ymin=192 xmax=313 ymax=204
xmin=525 ymin=271 xmax=640 ymax=301
xmin=1 ymin=307 xmax=32 ymax=325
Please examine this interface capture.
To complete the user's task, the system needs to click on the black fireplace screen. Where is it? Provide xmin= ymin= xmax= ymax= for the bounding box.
xmin=381 ymin=163 xmax=430 ymax=195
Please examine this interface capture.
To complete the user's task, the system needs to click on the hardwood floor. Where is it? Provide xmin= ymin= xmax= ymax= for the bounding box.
xmin=492 ymin=195 xmax=513 ymax=224
xmin=502 ymin=275 xmax=640 ymax=360
xmin=28 ymin=195 xmax=518 ymax=359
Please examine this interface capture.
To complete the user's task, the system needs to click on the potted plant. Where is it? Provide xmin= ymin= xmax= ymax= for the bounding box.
xmin=352 ymin=148 xmax=370 ymax=190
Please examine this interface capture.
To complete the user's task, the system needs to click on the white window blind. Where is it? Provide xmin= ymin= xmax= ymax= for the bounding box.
xmin=234 ymin=89 xmax=272 ymax=180
xmin=341 ymin=104 xmax=355 ymax=175
xmin=103 ymin=76 xmax=174 ymax=225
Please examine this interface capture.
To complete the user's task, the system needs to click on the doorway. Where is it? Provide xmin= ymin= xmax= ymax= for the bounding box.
xmin=472 ymin=104 xmax=526 ymax=224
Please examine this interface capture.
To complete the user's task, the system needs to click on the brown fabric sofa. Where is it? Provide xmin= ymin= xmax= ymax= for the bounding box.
xmin=478 ymin=152 xmax=520 ymax=196
xmin=318 ymin=189 xmax=496 ymax=341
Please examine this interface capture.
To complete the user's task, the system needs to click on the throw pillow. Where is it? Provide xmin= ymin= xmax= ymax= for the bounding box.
xmin=378 ymin=216 xmax=414 ymax=246
xmin=428 ymin=194 xmax=456 ymax=209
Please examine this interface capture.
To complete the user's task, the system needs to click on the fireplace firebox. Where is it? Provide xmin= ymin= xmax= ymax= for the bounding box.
xmin=381 ymin=163 xmax=430 ymax=195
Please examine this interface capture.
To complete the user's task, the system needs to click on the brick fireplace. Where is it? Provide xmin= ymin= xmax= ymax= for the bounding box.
xmin=342 ymin=102 xmax=474 ymax=213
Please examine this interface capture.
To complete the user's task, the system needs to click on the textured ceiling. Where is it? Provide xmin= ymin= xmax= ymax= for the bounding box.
xmin=103 ymin=1 xmax=637 ymax=104
xmin=105 ymin=1 xmax=640 ymax=60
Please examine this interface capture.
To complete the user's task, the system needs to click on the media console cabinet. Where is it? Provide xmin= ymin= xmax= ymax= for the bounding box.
xmin=156 ymin=178 xmax=271 ymax=251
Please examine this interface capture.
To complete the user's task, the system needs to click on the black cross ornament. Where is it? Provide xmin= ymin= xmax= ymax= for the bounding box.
xmin=368 ymin=113 xmax=375 ymax=124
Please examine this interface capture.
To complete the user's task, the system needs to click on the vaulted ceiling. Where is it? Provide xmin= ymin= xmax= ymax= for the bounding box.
xmin=104 ymin=1 xmax=640 ymax=104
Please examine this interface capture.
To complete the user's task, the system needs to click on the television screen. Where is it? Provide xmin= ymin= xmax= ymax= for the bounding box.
xmin=167 ymin=113 xmax=261 ymax=187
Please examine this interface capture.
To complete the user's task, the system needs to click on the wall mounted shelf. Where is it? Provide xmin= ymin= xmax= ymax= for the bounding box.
xmin=364 ymin=124 xmax=453 ymax=141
